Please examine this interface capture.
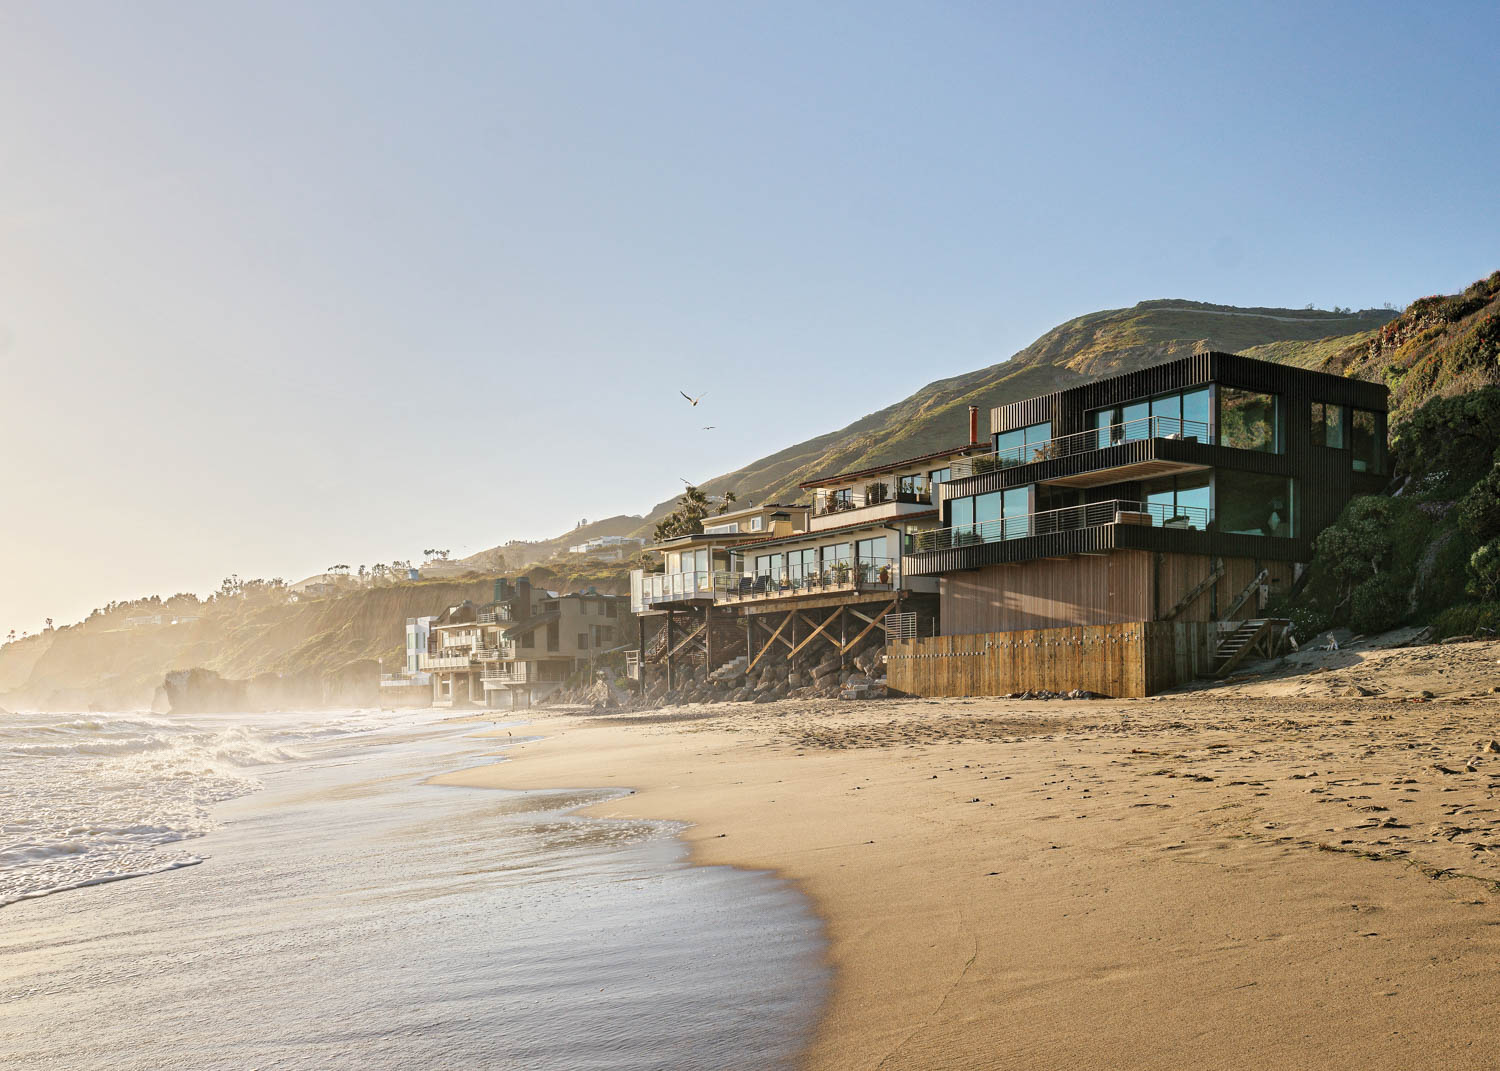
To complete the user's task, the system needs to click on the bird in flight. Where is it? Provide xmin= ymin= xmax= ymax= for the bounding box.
xmin=702 ymin=426 xmax=716 ymax=431
xmin=680 ymin=391 xmax=707 ymax=406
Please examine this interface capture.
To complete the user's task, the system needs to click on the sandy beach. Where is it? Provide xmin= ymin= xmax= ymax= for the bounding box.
xmin=437 ymin=637 xmax=1500 ymax=1070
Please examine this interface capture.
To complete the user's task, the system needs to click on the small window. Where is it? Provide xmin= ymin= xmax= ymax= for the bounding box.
xmin=750 ymin=516 xmax=764 ymax=531
xmin=929 ymin=467 xmax=951 ymax=485
xmin=547 ymin=622 xmax=560 ymax=652
xmin=578 ymin=633 xmax=588 ymax=649
xmin=1351 ymin=409 xmax=1382 ymax=473
xmin=1310 ymin=402 xmax=1347 ymax=449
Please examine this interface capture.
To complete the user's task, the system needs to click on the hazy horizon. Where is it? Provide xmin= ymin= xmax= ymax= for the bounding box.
xmin=3 ymin=1 xmax=1498 ymax=636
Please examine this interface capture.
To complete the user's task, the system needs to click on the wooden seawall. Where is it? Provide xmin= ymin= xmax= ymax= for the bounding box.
xmin=886 ymin=621 xmax=1217 ymax=699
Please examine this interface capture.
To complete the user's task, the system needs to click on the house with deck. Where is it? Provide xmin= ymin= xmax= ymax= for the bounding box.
xmin=629 ymin=410 xmax=992 ymax=687
xmin=422 ymin=579 xmax=628 ymax=708
xmin=894 ymin=352 xmax=1388 ymax=696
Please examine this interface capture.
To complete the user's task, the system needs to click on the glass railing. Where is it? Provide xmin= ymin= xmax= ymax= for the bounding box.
xmin=715 ymin=557 xmax=900 ymax=600
xmin=813 ymin=479 xmax=933 ymax=516
xmin=949 ymin=416 xmax=1211 ymax=479
xmin=905 ymin=500 xmax=1210 ymax=553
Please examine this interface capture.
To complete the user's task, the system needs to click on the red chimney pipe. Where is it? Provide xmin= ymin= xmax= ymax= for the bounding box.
xmin=968 ymin=405 xmax=979 ymax=446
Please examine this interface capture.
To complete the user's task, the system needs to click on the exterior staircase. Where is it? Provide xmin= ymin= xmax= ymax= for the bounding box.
xmin=709 ymin=655 xmax=749 ymax=682
xmin=1214 ymin=618 xmax=1291 ymax=677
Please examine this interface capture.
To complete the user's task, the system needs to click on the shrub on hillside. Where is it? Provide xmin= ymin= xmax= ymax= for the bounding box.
xmin=1350 ymin=573 xmax=1409 ymax=635
xmin=1455 ymin=454 xmax=1500 ymax=542
xmin=1305 ymin=495 xmax=1430 ymax=627
xmin=1467 ymin=539 xmax=1500 ymax=602
xmin=1429 ymin=601 xmax=1500 ymax=641
xmin=1393 ymin=385 xmax=1500 ymax=495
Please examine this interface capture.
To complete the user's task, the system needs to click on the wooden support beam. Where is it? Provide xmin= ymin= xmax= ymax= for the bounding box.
xmin=788 ymin=607 xmax=844 ymax=660
xmin=747 ymin=613 xmax=794 ymax=672
xmin=842 ymin=600 xmax=898 ymax=653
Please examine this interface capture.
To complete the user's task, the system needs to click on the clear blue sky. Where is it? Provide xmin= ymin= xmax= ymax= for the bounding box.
xmin=1 ymin=1 xmax=1496 ymax=636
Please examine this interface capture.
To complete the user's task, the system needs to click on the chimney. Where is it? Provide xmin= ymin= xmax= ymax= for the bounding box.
xmin=514 ymin=577 xmax=532 ymax=615
xmin=968 ymin=405 xmax=980 ymax=446
xmin=770 ymin=511 xmax=793 ymax=538
xmin=493 ymin=577 xmax=511 ymax=603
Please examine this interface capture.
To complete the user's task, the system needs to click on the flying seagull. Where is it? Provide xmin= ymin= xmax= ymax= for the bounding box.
xmin=680 ymin=391 xmax=707 ymax=406
xmin=702 ymin=425 xmax=716 ymax=431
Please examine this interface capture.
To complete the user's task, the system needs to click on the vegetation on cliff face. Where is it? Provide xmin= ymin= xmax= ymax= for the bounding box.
xmin=1288 ymin=274 xmax=1500 ymax=640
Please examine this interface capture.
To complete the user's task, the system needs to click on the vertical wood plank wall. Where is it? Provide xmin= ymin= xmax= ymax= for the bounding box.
xmin=941 ymin=551 xmax=1273 ymax=634
xmin=887 ymin=621 xmax=1217 ymax=699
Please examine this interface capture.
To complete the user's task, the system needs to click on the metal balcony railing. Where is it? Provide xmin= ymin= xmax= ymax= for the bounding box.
xmin=477 ymin=607 xmax=517 ymax=625
xmin=633 ymin=568 xmax=723 ymax=609
xmin=418 ymin=652 xmax=474 ymax=670
xmin=949 ymin=416 xmax=1212 ymax=479
xmin=715 ymin=556 xmax=900 ymax=601
xmin=905 ymin=500 xmax=1211 ymax=553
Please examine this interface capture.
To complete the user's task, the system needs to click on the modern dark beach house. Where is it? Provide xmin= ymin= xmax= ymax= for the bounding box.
xmin=890 ymin=352 xmax=1389 ymax=696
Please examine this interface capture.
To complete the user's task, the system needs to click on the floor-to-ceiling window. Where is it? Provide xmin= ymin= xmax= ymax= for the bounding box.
xmin=992 ymin=423 xmax=1053 ymax=466
xmin=1142 ymin=474 xmax=1212 ymax=529
xmin=944 ymin=485 xmax=1034 ymax=543
xmin=1089 ymin=387 xmax=1211 ymax=445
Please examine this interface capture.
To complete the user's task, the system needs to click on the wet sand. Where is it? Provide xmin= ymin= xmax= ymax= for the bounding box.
xmin=436 ymin=637 xmax=1500 ymax=1070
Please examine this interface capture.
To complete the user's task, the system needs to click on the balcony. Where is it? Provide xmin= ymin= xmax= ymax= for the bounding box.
xmin=418 ymin=652 xmax=474 ymax=670
xmin=906 ymin=499 xmax=1210 ymax=555
xmin=630 ymin=568 xmax=722 ymax=612
xmin=948 ymin=416 xmax=1211 ymax=487
xmin=813 ymin=478 xmax=933 ymax=517
xmin=715 ymin=557 xmax=900 ymax=603
xmin=482 ymin=664 xmax=534 ymax=686
xmin=477 ymin=606 xmax=518 ymax=625
xmin=439 ymin=631 xmax=480 ymax=650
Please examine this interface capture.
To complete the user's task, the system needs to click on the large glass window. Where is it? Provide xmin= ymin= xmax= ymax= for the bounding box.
xmin=1181 ymin=388 xmax=1211 ymax=435
xmin=1002 ymin=486 xmax=1030 ymax=538
xmin=1092 ymin=388 xmax=1214 ymax=447
xmin=1217 ymin=472 xmax=1294 ymax=538
xmin=855 ymin=536 xmax=888 ymax=562
xmin=821 ymin=543 xmax=851 ymax=570
xmin=1142 ymin=474 xmax=1211 ymax=529
xmin=946 ymin=486 xmax=1033 ymax=543
xmin=1219 ymin=389 xmax=1279 ymax=452
xmin=1310 ymin=402 xmax=1347 ymax=449
xmin=993 ymin=422 xmax=1053 ymax=466
xmin=1351 ymin=409 xmax=1383 ymax=473
xmin=928 ymin=467 xmax=951 ymax=485
xmin=788 ymin=547 xmax=817 ymax=581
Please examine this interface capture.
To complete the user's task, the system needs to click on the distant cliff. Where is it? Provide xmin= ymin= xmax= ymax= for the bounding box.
xmin=0 ymin=579 xmax=502 ymax=712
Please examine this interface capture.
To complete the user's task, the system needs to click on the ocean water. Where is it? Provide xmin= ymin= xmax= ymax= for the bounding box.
xmin=0 ymin=709 xmax=828 ymax=1069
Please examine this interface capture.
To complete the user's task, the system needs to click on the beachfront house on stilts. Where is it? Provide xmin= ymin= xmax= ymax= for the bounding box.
xmin=629 ymin=410 xmax=991 ymax=693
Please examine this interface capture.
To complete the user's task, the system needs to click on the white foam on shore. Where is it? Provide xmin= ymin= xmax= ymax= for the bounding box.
xmin=0 ymin=707 xmax=421 ymax=908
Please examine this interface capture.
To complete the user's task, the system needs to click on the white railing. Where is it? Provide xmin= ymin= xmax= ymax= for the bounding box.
xmin=906 ymin=499 xmax=1210 ymax=553
xmin=949 ymin=416 xmax=1212 ymax=479
xmin=813 ymin=478 xmax=933 ymax=517
xmin=632 ymin=568 xmax=722 ymax=610
xmin=482 ymin=664 xmax=533 ymax=685
xmin=440 ymin=631 xmax=480 ymax=649
xmin=418 ymin=652 xmax=473 ymax=670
